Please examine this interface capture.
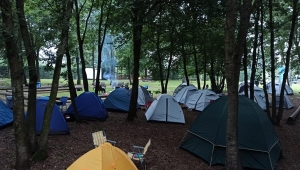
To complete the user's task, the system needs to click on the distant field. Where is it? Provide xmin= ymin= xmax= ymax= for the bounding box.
xmin=1 ymin=78 xmax=300 ymax=98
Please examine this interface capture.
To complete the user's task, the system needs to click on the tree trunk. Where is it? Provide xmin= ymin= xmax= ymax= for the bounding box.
xmin=66 ymin=47 xmax=80 ymax=122
xmin=224 ymin=0 xmax=254 ymax=169
xmin=164 ymin=24 xmax=175 ymax=93
xmin=16 ymin=0 xmax=39 ymax=154
xmin=39 ymin=0 xmax=73 ymax=151
xmin=243 ymin=45 xmax=248 ymax=97
xmin=193 ymin=43 xmax=200 ymax=89
xmin=1 ymin=0 xmax=30 ymax=168
xmin=76 ymin=55 xmax=81 ymax=85
xmin=181 ymin=42 xmax=189 ymax=86
xmin=95 ymin=0 xmax=111 ymax=95
xmin=127 ymin=10 xmax=143 ymax=121
xmin=260 ymin=0 xmax=270 ymax=117
xmin=276 ymin=0 xmax=298 ymax=125
xmin=269 ymin=0 xmax=277 ymax=123
xmin=250 ymin=8 xmax=259 ymax=100
xmin=74 ymin=0 xmax=93 ymax=92
xmin=156 ymin=18 xmax=165 ymax=93
xmin=35 ymin=48 xmax=41 ymax=82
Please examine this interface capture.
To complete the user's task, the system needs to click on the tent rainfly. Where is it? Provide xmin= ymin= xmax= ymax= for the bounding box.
xmin=180 ymin=96 xmax=282 ymax=170
xmin=68 ymin=142 xmax=137 ymax=170
xmin=185 ymin=89 xmax=219 ymax=111
xmin=145 ymin=94 xmax=185 ymax=124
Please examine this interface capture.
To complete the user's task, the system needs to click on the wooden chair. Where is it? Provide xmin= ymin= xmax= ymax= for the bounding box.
xmin=127 ymin=139 xmax=151 ymax=170
xmin=92 ymin=131 xmax=116 ymax=147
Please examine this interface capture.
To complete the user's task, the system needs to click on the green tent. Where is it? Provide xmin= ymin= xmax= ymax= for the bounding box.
xmin=180 ymin=96 xmax=282 ymax=170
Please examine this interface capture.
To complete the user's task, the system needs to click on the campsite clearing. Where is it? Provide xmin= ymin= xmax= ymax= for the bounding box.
xmin=1 ymin=95 xmax=300 ymax=169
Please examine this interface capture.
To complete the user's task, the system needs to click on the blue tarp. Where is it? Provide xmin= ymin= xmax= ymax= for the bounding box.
xmin=0 ymin=100 xmax=13 ymax=129
xmin=33 ymin=97 xmax=70 ymax=135
xmin=104 ymin=88 xmax=139 ymax=112
xmin=65 ymin=92 xmax=108 ymax=120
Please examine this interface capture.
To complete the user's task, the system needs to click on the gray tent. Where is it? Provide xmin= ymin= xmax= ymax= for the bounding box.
xmin=239 ymin=86 xmax=268 ymax=110
xmin=270 ymin=94 xmax=294 ymax=109
xmin=174 ymin=85 xmax=198 ymax=104
xmin=173 ymin=83 xmax=195 ymax=97
xmin=145 ymin=94 xmax=185 ymax=123
xmin=266 ymin=82 xmax=294 ymax=95
xmin=129 ymin=86 xmax=153 ymax=106
xmin=180 ymin=96 xmax=282 ymax=170
xmin=185 ymin=89 xmax=219 ymax=111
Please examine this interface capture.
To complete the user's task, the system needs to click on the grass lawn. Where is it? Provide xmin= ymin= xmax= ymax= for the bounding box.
xmin=1 ymin=78 xmax=300 ymax=98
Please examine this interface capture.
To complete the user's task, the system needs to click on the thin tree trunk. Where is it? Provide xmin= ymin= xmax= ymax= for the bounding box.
xmin=66 ymin=47 xmax=80 ymax=122
xmin=193 ymin=43 xmax=200 ymax=89
xmin=260 ymin=0 xmax=270 ymax=117
xmin=1 ymin=0 xmax=30 ymax=168
xmin=127 ymin=16 xmax=142 ymax=121
xmin=74 ymin=0 xmax=94 ymax=92
xmin=95 ymin=0 xmax=111 ymax=95
xmin=243 ymin=44 xmax=248 ymax=97
xmin=39 ymin=0 xmax=73 ymax=151
xmin=16 ymin=0 xmax=38 ymax=154
xmin=269 ymin=0 xmax=277 ymax=123
xmin=156 ymin=17 xmax=165 ymax=93
xmin=250 ymin=8 xmax=259 ymax=100
xmin=276 ymin=0 xmax=298 ymax=125
xmin=164 ymin=25 xmax=175 ymax=93
xmin=76 ymin=55 xmax=81 ymax=85
xmin=181 ymin=42 xmax=189 ymax=86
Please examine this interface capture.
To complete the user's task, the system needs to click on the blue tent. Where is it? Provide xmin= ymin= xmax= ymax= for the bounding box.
xmin=34 ymin=96 xmax=70 ymax=135
xmin=65 ymin=92 xmax=108 ymax=120
xmin=104 ymin=88 xmax=139 ymax=112
xmin=0 ymin=100 xmax=13 ymax=129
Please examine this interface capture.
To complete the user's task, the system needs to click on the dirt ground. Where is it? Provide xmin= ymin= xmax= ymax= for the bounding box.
xmin=1 ymin=96 xmax=300 ymax=170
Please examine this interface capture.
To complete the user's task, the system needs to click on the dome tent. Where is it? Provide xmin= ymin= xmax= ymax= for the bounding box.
xmin=173 ymin=83 xmax=195 ymax=97
xmin=180 ymin=96 xmax=282 ymax=170
xmin=129 ymin=86 xmax=153 ymax=106
xmin=32 ymin=96 xmax=70 ymax=135
xmin=239 ymin=85 xmax=268 ymax=110
xmin=266 ymin=82 xmax=294 ymax=95
xmin=174 ymin=85 xmax=198 ymax=104
xmin=68 ymin=142 xmax=137 ymax=170
xmin=65 ymin=92 xmax=108 ymax=120
xmin=185 ymin=89 xmax=219 ymax=111
xmin=0 ymin=99 xmax=13 ymax=129
xmin=104 ymin=88 xmax=140 ymax=112
xmin=145 ymin=94 xmax=185 ymax=124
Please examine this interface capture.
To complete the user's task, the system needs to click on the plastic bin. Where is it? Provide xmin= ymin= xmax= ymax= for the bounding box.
xmin=36 ymin=82 xmax=41 ymax=88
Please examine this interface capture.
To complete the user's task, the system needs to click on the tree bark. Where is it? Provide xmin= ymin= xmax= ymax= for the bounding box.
xmin=95 ymin=0 xmax=111 ymax=95
xmin=243 ymin=45 xmax=248 ymax=97
xmin=269 ymin=0 xmax=277 ymax=123
xmin=260 ymin=0 xmax=270 ymax=117
xmin=276 ymin=0 xmax=298 ymax=125
xmin=224 ymin=0 xmax=254 ymax=169
xmin=66 ymin=47 xmax=80 ymax=122
xmin=16 ymin=0 xmax=39 ymax=154
xmin=1 ymin=0 xmax=30 ymax=168
xmin=39 ymin=0 xmax=73 ymax=151
xmin=181 ymin=41 xmax=189 ymax=86
xmin=127 ymin=13 xmax=142 ymax=121
xmin=74 ymin=0 xmax=94 ymax=92
xmin=250 ymin=8 xmax=259 ymax=100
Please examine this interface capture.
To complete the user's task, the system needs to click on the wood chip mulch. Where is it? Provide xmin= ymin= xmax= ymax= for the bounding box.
xmin=1 ymin=96 xmax=300 ymax=170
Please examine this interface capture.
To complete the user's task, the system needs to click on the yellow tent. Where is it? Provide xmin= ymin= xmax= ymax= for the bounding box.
xmin=68 ymin=142 xmax=138 ymax=170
